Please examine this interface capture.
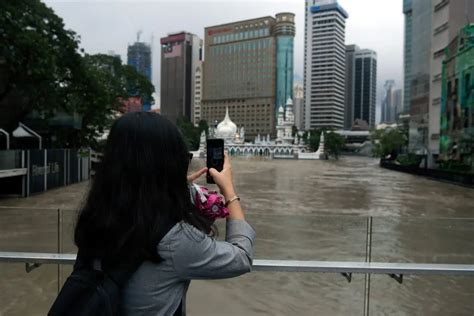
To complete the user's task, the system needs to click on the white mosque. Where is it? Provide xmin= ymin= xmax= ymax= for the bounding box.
xmin=195 ymin=98 xmax=326 ymax=160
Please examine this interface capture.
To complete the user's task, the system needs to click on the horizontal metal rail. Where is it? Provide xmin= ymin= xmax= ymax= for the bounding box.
xmin=1 ymin=252 xmax=473 ymax=276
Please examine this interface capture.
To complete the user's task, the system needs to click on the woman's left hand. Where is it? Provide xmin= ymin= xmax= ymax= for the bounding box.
xmin=187 ymin=167 xmax=207 ymax=183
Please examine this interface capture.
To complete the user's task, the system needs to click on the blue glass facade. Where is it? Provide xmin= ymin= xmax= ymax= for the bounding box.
xmin=127 ymin=42 xmax=152 ymax=111
xmin=276 ymin=36 xmax=294 ymax=116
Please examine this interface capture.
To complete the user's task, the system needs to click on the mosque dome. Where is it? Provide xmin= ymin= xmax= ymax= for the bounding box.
xmin=216 ymin=107 xmax=237 ymax=139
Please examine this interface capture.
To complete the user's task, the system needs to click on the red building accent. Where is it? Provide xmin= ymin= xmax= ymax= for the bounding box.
xmin=121 ymin=96 xmax=142 ymax=113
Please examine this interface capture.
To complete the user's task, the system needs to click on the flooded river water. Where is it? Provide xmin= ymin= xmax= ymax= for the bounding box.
xmin=0 ymin=156 xmax=473 ymax=315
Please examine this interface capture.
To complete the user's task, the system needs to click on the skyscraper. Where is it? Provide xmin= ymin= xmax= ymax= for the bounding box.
xmin=440 ymin=24 xmax=474 ymax=170
xmin=353 ymin=49 xmax=377 ymax=128
xmin=201 ymin=13 xmax=295 ymax=138
xmin=428 ymin=0 xmax=474 ymax=161
xmin=403 ymin=0 xmax=474 ymax=165
xmin=304 ymin=0 xmax=348 ymax=130
xmin=344 ymin=44 xmax=359 ymax=129
xmin=127 ymin=42 xmax=152 ymax=111
xmin=160 ymin=32 xmax=202 ymax=124
xmin=345 ymin=45 xmax=377 ymax=129
xmin=402 ymin=0 xmax=413 ymax=114
xmin=381 ymin=81 xmax=403 ymax=124
xmin=193 ymin=61 xmax=203 ymax=126
xmin=275 ymin=14 xmax=295 ymax=112
xmin=403 ymin=0 xmax=432 ymax=154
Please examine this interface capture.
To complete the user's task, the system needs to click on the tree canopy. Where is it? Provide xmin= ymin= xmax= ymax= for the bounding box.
xmin=0 ymin=0 xmax=155 ymax=148
xmin=325 ymin=132 xmax=345 ymax=159
xmin=176 ymin=118 xmax=209 ymax=151
xmin=371 ymin=127 xmax=407 ymax=159
xmin=0 ymin=0 xmax=83 ymax=128
xmin=303 ymin=128 xmax=345 ymax=159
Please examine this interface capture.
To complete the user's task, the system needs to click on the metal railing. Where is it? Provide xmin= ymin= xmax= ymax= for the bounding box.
xmin=1 ymin=251 xmax=474 ymax=277
xmin=1 ymin=207 xmax=473 ymax=315
xmin=1 ymin=251 xmax=473 ymax=316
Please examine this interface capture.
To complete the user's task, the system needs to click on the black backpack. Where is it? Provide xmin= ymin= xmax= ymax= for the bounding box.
xmin=48 ymin=251 xmax=142 ymax=316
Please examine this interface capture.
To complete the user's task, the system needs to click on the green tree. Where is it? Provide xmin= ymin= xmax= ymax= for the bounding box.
xmin=303 ymin=129 xmax=322 ymax=152
xmin=325 ymin=132 xmax=345 ymax=159
xmin=371 ymin=128 xmax=407 ymax=159
xmin=176 ymin=117 xmax=200 ymax=150
xmin=198 ymin=120 xmax=209 ymax=137
xmin=292 ymin=125 xmax=298 ymax=137
xmin=55 ymin=54 xmax=154 ymax=148
xmin=0 ymin=2 xmax=155 ymax=149
xmin=0 ymin=0 xmax=83 ymax=129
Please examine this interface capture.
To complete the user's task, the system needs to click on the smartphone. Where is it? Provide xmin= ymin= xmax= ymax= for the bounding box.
xmin=206 ymin=139 xmax=224 ymax=184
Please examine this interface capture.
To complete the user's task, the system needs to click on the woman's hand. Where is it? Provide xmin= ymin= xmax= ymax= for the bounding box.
xmin=209 ymin=153 xmax=235 ymax=199
xmin=187 ymin=167 xmax=207 ymax=183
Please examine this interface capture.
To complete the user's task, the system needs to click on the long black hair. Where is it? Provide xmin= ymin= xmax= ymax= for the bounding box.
xmin=75 ymin=112 xmax=211 ymax=265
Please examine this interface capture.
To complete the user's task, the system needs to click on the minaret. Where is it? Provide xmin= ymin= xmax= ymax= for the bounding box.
xmin=315 ymin=131 xmax=327 ymax=159
xmin=284 ymin=98 xmax=294 ymax=142
xmin=276 ymin=105 xmax=285 ymax=142
xmin=285 ymin=97 xmax=295 ymax=124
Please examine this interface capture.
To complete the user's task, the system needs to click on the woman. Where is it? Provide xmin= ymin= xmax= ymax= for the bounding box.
xmin=74 ymin=112 xmax=255 ymax=315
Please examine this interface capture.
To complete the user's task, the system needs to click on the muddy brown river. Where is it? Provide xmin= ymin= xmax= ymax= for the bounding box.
xmin=0 ymin=157 xmax=473 ymax=315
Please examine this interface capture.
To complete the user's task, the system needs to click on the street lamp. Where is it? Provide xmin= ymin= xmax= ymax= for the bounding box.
xmin=12 ymin=123 xmax=42 ymax=149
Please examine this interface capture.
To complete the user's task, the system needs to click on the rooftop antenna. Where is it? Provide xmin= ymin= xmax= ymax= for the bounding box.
xmin=137 ymin=30 xmax=142 ymax=42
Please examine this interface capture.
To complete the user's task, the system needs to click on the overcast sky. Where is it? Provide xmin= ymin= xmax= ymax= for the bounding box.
xmin=44 ymin=0 xmax=404 ymax=122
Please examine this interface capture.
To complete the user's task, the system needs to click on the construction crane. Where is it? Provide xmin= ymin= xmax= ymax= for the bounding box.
xmin=136 ymin=30 xmax=142 ymax=42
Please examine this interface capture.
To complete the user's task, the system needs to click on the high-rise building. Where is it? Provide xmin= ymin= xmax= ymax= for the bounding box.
xmin=403 ymin=0 xmax=413 ymax=114
xmin=381 ymin=81 xmax=403 ymax=124
xmin=353 ymin=49 xmax=377 ymax=129
xmin=344 ymin=44 xmax=359 ymax=129
xmin=304 ymin=0 xmax=348 ymax=130
xmin=440 ymin=24 xmax=474 ymax=171
xmin=344 ymin=45 xmax=377 ymax=129
xmin=275 ymin=14 xmax=295 ymax=112
xmin=127 ymin=42 xmax=152 ymax=111
xmin=160 ymin=32 xmax=202 ymax=124
xmin=403 ymin=0 xmax=432 ymax=154
xmin=428 ymin=0 xmax=474 ymax=161
xmin=293 ymin=83 xmax=304 ymax=130
xmin=382 ymin=80 xmax=395 ymax=123
xmin=403 ymin=0 xmax=474 ymax=165
xmin=193 ymin=61 xmax=203 ymax=125
xmin=107 ymin=50 xmax=122 ymax=62
xmin=201 ymin=13 xmax=295 ymax=138
xmin=393 ymin=89 xmax=403 ymax=121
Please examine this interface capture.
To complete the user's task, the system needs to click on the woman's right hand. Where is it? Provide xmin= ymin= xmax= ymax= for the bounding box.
xmin=209 ymin=153 xmax=236 ymax=199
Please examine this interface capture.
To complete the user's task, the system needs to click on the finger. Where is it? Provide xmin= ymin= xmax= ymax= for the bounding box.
xmin=223 ymin=152 xmax=231 ymax=169
xmin=187 ymin=167 xmax=208 ymax=182
xmin=209 ymin=168 xmax=220 ymax=178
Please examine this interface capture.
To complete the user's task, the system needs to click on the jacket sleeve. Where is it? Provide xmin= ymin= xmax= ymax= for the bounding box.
xmin=171 ymin=219 xmax=256 ymax=280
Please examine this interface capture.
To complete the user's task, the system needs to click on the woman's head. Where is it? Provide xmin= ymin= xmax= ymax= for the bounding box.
xmin=75 ymin=112 xmax=210 ymax=264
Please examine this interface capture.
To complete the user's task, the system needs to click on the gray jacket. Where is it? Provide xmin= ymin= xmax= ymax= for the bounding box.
xmin=121 ymin=219 xmax=256 ymax=315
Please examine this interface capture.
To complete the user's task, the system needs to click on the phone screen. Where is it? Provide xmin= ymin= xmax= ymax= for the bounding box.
xmin=206 ymin=139 xmax=224 ymax=184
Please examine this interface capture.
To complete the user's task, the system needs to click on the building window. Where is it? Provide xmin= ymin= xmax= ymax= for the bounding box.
xmin=433 ymin=48 xmax=445 ymax=59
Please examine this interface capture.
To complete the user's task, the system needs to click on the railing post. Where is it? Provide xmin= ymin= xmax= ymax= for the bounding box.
xmin=44 ymin=149 xmax=47 ymax=192
xmin=57 ymin=208 xmax=63 ymax=293
xmin=21 ymin=150 xmax=26 ymax=197
xmin=363 ymin=216 xmax=373 ymax=316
